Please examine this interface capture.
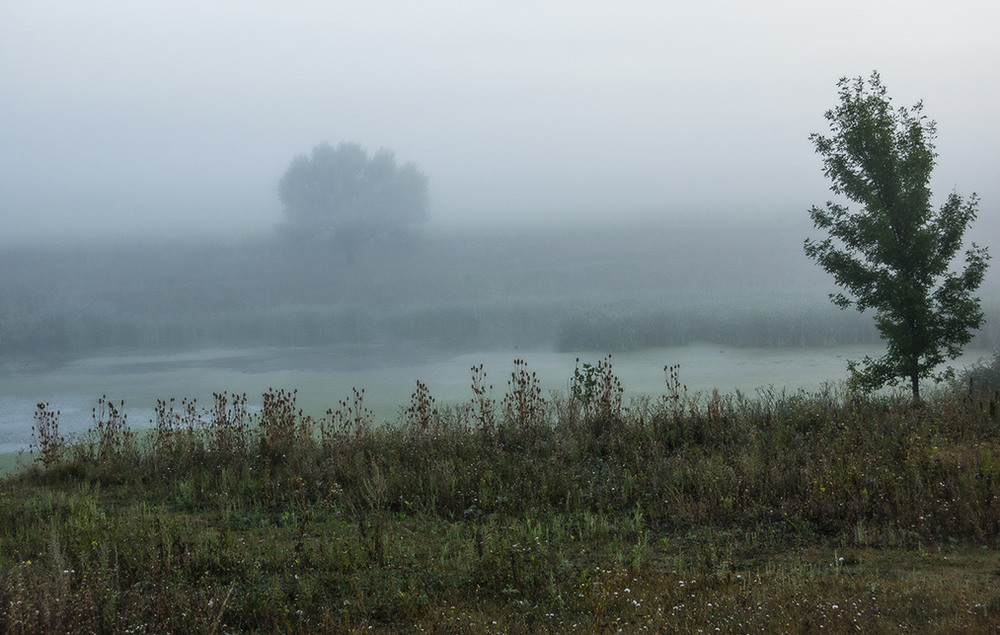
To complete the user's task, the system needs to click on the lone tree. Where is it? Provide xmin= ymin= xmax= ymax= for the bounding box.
xmin=805 ymin=72 xmax=990 ymax=402
xmin=278 ymin=142 xmax=429 ymax=264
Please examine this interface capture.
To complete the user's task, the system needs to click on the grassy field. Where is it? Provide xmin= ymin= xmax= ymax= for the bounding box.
xmin=2 ymin=356 xmax=1000 ymax=632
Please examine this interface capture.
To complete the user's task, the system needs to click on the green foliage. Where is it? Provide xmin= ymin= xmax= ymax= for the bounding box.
xmin=805 ymin=72 xmax=991 ymax=401
xmin=278 ymin=141 xmax=429 ymax=264
xmin=571 ymin=355 xmax=624 ymax=424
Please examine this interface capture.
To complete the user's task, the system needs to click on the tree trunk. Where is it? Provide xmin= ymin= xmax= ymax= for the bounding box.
xmin=910 ymin=373 xmax=921 ymax=405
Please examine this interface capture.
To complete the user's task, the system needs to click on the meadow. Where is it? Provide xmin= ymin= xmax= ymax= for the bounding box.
xmin=2 ymin=352 xmax=1000 ymax=632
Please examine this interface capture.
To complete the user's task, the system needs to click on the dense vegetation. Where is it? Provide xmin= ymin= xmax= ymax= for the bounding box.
xmin=3 ymin=356 xmax=1000 ymax=632
xmin=7 ymin=219 xmax=997 ymax=364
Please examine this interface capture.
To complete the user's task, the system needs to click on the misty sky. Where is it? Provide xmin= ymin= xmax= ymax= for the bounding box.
xmin=2 ymin=1 xmax=998 ymax=243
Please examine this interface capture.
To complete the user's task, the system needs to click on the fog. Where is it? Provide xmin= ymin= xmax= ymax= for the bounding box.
xmin=2 ymin=1 xmax=999 ymax=243
xmin=2 ymin=1 xmax=999 ymax=434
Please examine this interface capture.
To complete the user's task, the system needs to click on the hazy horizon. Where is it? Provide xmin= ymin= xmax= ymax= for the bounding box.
xmin=2 ymin=1 xmax=999 ymax=244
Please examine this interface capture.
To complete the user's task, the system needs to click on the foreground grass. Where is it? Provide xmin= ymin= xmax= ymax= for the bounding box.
xmin=3 ymin=359 xmax=1000 ymax=632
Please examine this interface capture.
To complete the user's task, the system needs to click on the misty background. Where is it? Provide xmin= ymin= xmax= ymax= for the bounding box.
xmin=1 ymin=1 xmax=999 ymax=457
xmin=2 ymin=1 xmax=999 ymax=243
xmin=1 ymin=1 xmax=998 ymax=372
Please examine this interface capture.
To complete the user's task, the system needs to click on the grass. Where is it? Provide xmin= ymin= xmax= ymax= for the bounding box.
xmin=2 ymin=356 xmax=1000 ymax=632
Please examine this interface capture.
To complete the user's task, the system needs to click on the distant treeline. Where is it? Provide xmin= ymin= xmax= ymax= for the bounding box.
xmin=0 ymin=296 xmax=899 ymax=357
xmin=2 ymin=220 xmax=997 ymax=360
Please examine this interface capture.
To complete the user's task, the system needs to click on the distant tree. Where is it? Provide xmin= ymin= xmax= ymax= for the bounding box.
xmin=278 ymin=142 xmax=429 ymax=264
xmin=804 ymin=73 xmax=990 ymax=403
